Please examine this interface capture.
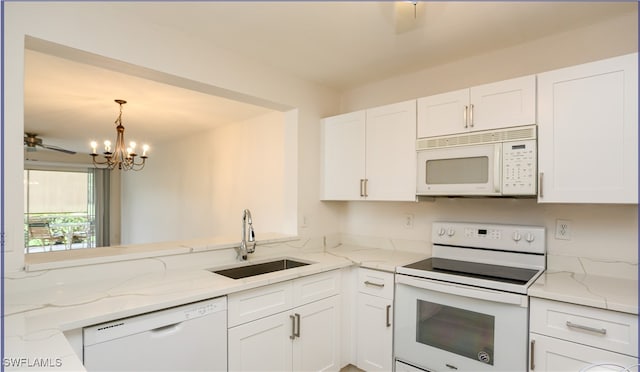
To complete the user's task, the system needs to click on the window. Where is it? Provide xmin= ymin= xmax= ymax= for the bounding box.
xmin=24 ymin=168 xmax=108 ymax=253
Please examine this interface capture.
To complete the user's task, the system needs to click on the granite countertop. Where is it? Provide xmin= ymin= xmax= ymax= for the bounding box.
xmin=4 ymin=242 xmax=426 ymax=371
xmin=528 ymin=271 xmax=638 ymax=315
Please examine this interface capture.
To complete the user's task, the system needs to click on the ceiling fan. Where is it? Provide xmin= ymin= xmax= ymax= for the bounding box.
xmin=24 ymin=133 xmax=77 ymax=155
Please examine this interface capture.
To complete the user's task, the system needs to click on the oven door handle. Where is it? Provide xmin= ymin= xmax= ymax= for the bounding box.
xmin=396 ymin=275 xmax=527 ymax=306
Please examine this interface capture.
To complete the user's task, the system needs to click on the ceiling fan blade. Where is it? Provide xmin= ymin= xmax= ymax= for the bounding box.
xmin=39 ymin=143 xmax=77 ymax=155
xmin=24 ymin=133 xmax=77 ymax=154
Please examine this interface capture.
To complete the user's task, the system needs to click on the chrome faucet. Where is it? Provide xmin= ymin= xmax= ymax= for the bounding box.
xmin=237 ymin=209 xmax=256 ymax=261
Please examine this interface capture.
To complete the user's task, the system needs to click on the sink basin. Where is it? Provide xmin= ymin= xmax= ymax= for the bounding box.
xmin=210 ymin=259 xmax=310 ymax=279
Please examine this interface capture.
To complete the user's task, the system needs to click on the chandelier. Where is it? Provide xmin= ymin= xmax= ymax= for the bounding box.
xmin=90 ymin=99 xmax=149 ymax=171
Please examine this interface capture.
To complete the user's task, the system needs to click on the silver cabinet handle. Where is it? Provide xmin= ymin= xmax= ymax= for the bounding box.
xmin=463 ymin=105 xmax=468 ymax=128
xmin=364 ymin=280 xmax=384 ymax=288
xmin=530 ymin=339 xmax=535 ymax=370
xmin=289 ymin=314 xmax=296 ymax=339
xmin=493 ymin=144 xmax=501 ymax=193
xmin=359 ymin=179 xmax=365 ymax=197
xmin=566 ymin=321 xmax=607 ymax=335
xmin=469 ymin=103 xmax=474 ymax=127
xmin=364 ymin=179 xmax=368 ymax=197
xmin=538 ymin=172 xmax=544 ymax=198
xmin=386 ymin=305 xmax=391 ymax=327
xmin=294 ymin=313 xmax=301 ymax=338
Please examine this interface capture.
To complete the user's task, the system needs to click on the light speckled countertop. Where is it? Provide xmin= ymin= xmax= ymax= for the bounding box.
xmin=6 ymin=238 xmax=637 ymax=371
xmin=4 ymin=242 xmax=426 ymax=371
xmin=528 ymin=271 xmax=638 ymax=315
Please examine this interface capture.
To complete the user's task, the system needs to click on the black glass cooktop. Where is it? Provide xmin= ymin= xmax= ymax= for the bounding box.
xmin=402 ymin=257 xmax=539 ymax=286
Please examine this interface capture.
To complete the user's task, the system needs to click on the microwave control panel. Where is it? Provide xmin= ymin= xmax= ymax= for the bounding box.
xmin=502 ymin=139 xmax=536 ymax=195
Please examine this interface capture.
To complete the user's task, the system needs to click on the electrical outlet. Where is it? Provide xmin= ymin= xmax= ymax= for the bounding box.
xmin=403 ymin=214 xmax=414 ymax=229
xmin=555 ymin=219 xmax=571 ymax=240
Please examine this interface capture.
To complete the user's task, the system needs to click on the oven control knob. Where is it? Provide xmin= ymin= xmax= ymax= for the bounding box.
xmin=447 ymin=228 xmax=455 ymax=237
xmin=437 ymin=228 xmax=446 ymax=236
xmin=512 ymin=232 xmax=522 ymax=242
xmin=525 ymin=233 xmax=535 ymax=243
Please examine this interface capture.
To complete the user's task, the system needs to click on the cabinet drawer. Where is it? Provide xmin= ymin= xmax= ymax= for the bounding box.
xmin=293 ymin=269 xmax=341 ymax=307
xmin=529 ymin=333 xmax=638 ymax=372
xmin=357 ymin=268 xmax=394 ymax=299
xmin=530 ymin=298 xmax=638 ymax=357
xmin=228 ymin=281 xmax=293 ymax=327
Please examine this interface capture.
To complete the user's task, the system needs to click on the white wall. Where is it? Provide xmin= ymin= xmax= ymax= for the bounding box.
xmin=336 ymin=11 xmax=638 ymax=279
xmin=4 ymin=3 xmax=341 ymax=273
xmin=121 ymin=110 xmax=289 ymax=244
xmin=341 ymin=11 xmax=637 ymax=111
xmin=6 ymin=3 xmax=638 ymax=279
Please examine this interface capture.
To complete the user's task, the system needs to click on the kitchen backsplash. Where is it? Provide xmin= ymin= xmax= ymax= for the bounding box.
xmin=328 ymin=198 xmax=638 ymax=281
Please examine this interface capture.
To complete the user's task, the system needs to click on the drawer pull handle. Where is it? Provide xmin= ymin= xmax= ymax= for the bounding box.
xmin=566 ymin=321 xmax=607 ymax=335
xmin=364 ymin=281 xmax=385 ymax=288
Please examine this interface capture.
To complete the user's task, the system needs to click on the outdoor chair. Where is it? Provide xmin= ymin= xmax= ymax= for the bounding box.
xmin=27 ymin=222 xmax=63 ymax=253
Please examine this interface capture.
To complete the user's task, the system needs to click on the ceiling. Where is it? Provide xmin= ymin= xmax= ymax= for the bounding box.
xmin=24 ymin=1 xmax=636 ymax=155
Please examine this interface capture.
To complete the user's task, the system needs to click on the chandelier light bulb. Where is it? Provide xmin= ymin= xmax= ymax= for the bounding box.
xmin=104 ymin=140 xmax=112 ymax=153
xmin=90 ymin=141 xmax=97 ymax=154
xmin=142 ymin=144 xmax=149 ymax=157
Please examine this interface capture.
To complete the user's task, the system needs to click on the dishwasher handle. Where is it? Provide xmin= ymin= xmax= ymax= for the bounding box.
xmin=150 ymin=322 xmax=183 ymax=337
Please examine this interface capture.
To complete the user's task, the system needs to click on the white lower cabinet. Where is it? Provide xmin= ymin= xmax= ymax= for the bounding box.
xmin=356 ymin=268 xmax=394 ymax=371
xmin=529 ymin=333 xmax=638 ymax=371
xmin=227 ymin=270 xmax=342 ymax=372
xmin=292 ymin=296 xmax=342 ymax=372
xmin=529 ymin=297 xmax=638 ymax=371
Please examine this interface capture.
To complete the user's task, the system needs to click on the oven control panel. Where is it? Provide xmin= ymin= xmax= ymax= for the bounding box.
xmin=433 ymin=222 xmax=545 ymax=254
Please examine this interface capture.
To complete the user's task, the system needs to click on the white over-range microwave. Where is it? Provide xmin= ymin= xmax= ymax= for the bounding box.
xmin=416 ymin=125 xmax=537 ymax=196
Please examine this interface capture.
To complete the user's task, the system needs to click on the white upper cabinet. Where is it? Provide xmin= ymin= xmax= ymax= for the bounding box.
xmin=365 ymin=100 xmax=417 ymax=201
xmin=537 ymin=53 xmax=638 ymax=204
xmin=321 ymin=111 xmax=366 ymax=200
xmin=321 ymin=100 xmax=416 ymax=201
xmin=417 ymin=75 xmax=536 ymax=138
xmin=416 ymin=88 xmax=469 ymax=138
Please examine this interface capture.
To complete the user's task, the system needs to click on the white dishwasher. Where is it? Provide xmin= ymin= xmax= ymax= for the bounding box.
xmin=83 ymin=297 xmax=227 ymax=371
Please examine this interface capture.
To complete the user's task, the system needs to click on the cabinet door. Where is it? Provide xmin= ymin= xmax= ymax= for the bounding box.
xmin=537 ymin=53 xmax=638 ymax=203
xmin=529 ymin=333 xmax=638 ymax=372
xmin=321 ymin=110 xmax=366 ymax=200
xmin=292 ymin=295 xmax=341 ymax=372
xmin=365 ymin=100 xmax=417 ymax=201
xmin=357 ymin=293 xmax=393 ymax=372
xmin=417 ymin=89 xmax=469 ymax=138
xmin=228 ymin=311 xmax=293 ymax=372
xmin=470 ymin=75 xmax=536 ymax=132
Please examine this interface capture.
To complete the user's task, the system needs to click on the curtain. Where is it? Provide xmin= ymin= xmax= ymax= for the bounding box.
xmin=89 ymin=168 xmax=110 ymax=247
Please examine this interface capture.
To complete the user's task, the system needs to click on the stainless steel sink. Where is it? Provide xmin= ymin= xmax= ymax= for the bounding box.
xmin=210 ymin=259 xmax=310 ymax=279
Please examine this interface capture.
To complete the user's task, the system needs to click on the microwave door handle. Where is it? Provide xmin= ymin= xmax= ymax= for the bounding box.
xmin=494 ymin=144 xmax=502 ymax=193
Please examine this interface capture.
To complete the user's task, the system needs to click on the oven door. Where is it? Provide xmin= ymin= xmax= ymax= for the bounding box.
xmin=394 ymin=275 xmax=528 ymax=372
xmin=416 ymin=143 xmax=501 ymax=196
